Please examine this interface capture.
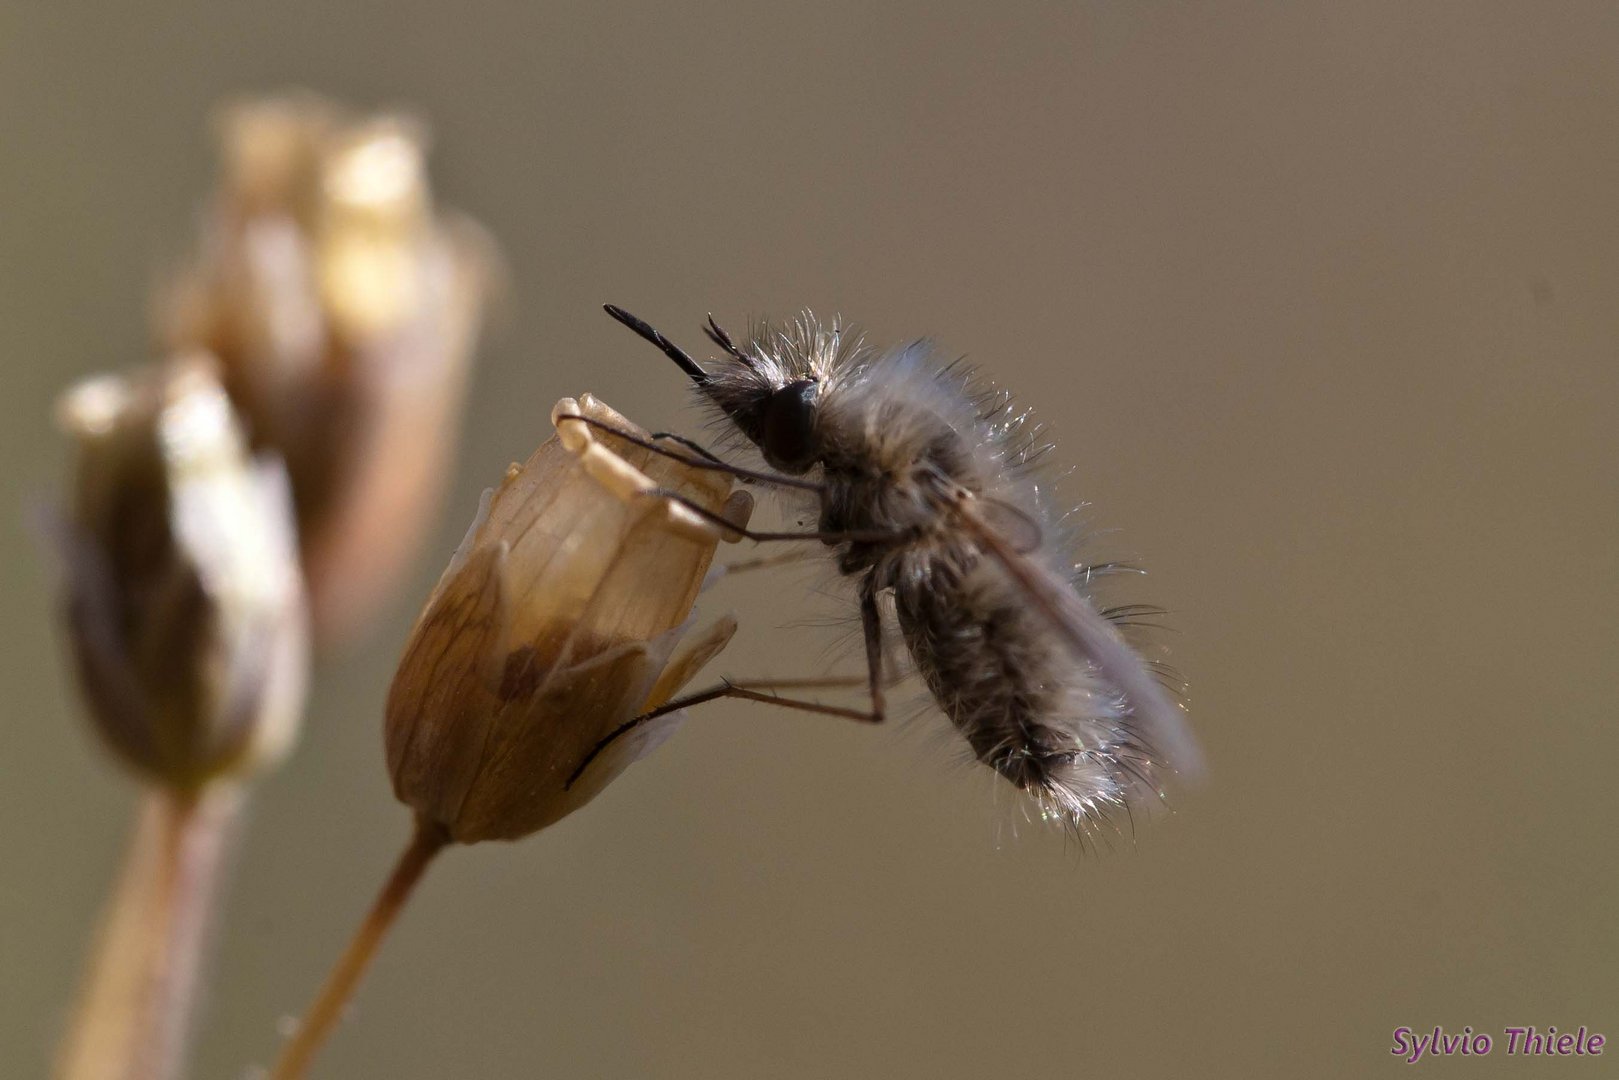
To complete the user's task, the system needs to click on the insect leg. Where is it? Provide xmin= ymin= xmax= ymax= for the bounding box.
xmin=729 ymin=670 xmax=907 ymax=692
xmin=709 ymin=548 xmax=822 ymax=579
xmin=554 ymin=412 xmax=820 ymax=491
xmin=728 ymin=675 xmax=869 ymax=690
xmin=645 ymin=487 xmax=911 ymax=545
xmin=564 ymin=679 xmax=884 ymax=789
xmin=647 ymin=431 xmax=725 ymax=464
xmin=566 ymin=588 xmax=895 ymax=789
xmin=860 ymin=585 xmax=887 ymax=724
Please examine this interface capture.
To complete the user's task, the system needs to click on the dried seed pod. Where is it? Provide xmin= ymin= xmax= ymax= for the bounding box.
xmin=385 ymin=395 xmax=751 ymax=843
xmin=161 ymin=93 xmax=496 ymax=646
xmin=54 ymin=356 xmax=308 ymax=789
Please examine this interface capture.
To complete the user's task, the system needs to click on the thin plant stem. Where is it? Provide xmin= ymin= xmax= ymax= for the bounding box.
xmin=56 ymin=782 xmax=244 ymax=1080
xmin=269 ymin=816 xmax=449 ymax=1079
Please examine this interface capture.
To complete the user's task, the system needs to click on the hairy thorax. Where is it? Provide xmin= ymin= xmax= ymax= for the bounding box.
xmin=816 ymin=421 xmax=1076 ymax=791
xmin=818 ymin=421 xmax=985 ymax=577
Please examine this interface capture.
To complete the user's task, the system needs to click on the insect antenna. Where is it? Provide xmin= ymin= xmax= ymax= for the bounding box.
xmin=703 ymin=314 xmax=764 ymax=371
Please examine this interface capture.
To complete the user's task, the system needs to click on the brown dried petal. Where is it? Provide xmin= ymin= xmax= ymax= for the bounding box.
xmin=384 ymin=538 xmax=510 ymax=833
xmin=385 ymin=396 xmax=748 ymax=842
xmin=450 ymin=626 xmax=679 ymax=842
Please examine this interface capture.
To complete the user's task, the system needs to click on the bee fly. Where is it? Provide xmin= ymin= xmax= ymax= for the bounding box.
xmin=566 ymin=305 xmax=1202 ymax=833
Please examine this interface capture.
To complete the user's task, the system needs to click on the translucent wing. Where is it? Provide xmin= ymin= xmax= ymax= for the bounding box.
xmin=960 ymin=502 xmax=1205 ymax=782
xmin=972 ymin=495 xmax=1043 ymax=554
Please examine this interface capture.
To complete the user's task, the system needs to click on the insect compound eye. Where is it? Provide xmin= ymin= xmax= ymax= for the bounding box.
xmin=759 ymin=378 xmax=820 ymax=474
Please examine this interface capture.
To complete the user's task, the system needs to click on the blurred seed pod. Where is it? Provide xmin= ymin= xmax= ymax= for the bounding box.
xmin=385 ymin=395 xmax=753 ymax=843
xmin=54 ymin=356 xmax=309 ymax=790
xmin=160 ymin=92 xmax=497 ymax=646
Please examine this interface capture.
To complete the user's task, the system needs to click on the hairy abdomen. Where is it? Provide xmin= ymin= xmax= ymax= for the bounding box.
xmin=885 ymin=545 xmax=1143 ymax=824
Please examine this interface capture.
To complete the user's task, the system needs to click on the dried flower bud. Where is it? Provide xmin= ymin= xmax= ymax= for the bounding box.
xmin=161 ymin=93 xmax=496 ymax=645
xmin=54 ymin=357 xmax=309 ymax=789
xmin=385 ymin=395 xmax=752 ymax=843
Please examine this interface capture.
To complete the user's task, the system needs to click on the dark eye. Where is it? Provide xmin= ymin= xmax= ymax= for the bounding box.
xmin=760 ymin=379 xmax=820 ymax=473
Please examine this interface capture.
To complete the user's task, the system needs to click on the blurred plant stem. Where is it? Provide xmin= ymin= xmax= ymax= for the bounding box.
xmin=56 ymin=784 xmax=244 ymax=1080
xmin=269 ymin=816 xmax=448 ymax=1079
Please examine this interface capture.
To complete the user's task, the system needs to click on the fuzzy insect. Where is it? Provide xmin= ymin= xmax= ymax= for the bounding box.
xmin=568 ymin=305 xmax=1202 ymax=832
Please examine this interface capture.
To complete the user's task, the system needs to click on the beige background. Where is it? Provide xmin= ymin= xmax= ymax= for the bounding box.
xmin=3 ymin=2 xmax=1616 ymax=1077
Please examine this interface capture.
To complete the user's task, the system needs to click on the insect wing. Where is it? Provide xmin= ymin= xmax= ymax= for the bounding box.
xmin=971 ymin=495 xmax=1044 ymax=554
xmin=961 ymin=504 xmax=1205 ymax=783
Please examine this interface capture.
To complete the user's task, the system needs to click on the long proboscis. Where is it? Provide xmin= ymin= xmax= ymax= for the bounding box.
xmin=603 ymin=304 xmax=711 ymax=384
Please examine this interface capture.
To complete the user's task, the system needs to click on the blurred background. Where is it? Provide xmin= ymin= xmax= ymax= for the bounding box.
xmin=3 ymin=2 xmax=1616 ymax=1077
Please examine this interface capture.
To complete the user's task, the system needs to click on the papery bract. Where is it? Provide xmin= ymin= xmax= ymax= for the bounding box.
xmin=385 ymin=395 xmax=750 ymax=842
xmin=162 ymin=93 xmax=496 ymax=645
xmin=56 ymin=356 xmax=308 ymax=788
